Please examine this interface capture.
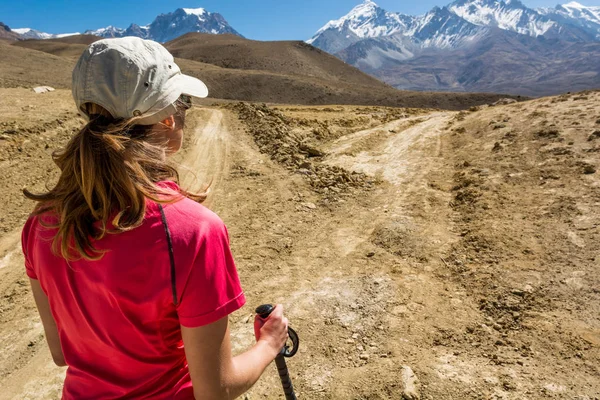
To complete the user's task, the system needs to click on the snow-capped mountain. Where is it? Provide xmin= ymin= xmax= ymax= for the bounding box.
xmin=308 ymin=0 xmax=600 ymax=96
xmin=409 ymin=6 xmax=488 ymax=48
xmin=306 ymin=0 xmax=415 ymax=53
xmin=309 ymin=0 xmax=600 ymax=54
xmin=84 ymin=26 xmax=127 ymax=38
xmin=84 ymin=7 xmax=241 ymax=43
xmin=336 ymin=6 xmax=488 ymax=70
xmin=449 ymin=0 xmax=596 ymax=41
xmin=11 ymin=28 xmax=79 ymax=40
xmin=539 ymin=1 xmax=600 ymax=39
xmin=448 ymin=0 xmax=557 ymax=36
xmin=554 ymin=1 xmax=600 ymax=24
xmin=308 ymin=2 xmax=493 ymax=54
xmin=85 ymin=24 xmax=151 ymax=39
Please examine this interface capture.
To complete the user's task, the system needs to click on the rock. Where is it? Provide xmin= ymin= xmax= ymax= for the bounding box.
xmin=583 ymin=164 xmax=596 ymax=174
xmin=32 ymin=86 xmax=55 ymax=94
xmin=587 ymin=130 xmax=600 ymax=141
xmin=535 ymin=128 xmax=560 ymax=139
xmin=359 ymin=353 xmax=369 ymax=360
xmin=492 ymin=98 xmax=517 ymax=106
xmin=401 ymin=365 xmax=420 ymax=400
xmin=299 ymin=143 xmax=325 ymax=157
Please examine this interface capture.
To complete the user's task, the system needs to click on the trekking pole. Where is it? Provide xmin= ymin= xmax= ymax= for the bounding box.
xmin=256 ymin=304 xmax=300 ymax=400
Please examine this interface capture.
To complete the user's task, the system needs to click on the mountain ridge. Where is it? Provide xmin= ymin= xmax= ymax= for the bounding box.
xmin=308 ymin=0 xmax=600 ymax=52
xmin=10 ymin=7 xmax=242 ymax=42
xmin=308 ymin=0 xmax=600 ymax=96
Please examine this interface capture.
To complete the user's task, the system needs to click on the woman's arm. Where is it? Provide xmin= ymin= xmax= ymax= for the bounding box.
xmin=181 ymin=304 xmax=288 ymax=400
xmin=29 ymin=278 xmax=66 ymax=367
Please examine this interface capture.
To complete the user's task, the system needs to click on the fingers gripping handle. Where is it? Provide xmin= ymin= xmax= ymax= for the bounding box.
xmin=256 ymin=304 xmax=298 ymax=400
xmin=256 ymin=304 xmax=276 ymax=319
xmin=255 ymin=304 xmax=299 ymax=358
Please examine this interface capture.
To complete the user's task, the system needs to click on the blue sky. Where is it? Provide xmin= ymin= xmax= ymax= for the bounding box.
xmin=0 ymin=0 xmax=589 ymax=40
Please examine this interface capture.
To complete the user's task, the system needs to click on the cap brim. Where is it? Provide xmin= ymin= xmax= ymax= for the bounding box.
xmin=176 ymin=73 xmax=209 ymax=98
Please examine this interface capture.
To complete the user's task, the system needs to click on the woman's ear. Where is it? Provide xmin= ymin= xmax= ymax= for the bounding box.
xmin=161 ymin=115 xmax=176 ymax=129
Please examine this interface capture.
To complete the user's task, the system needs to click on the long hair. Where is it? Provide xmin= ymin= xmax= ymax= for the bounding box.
xmin=24 ymin=100 xmax=207 ymax=261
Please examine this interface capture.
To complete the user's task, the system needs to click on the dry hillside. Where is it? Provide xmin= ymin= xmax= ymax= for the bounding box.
xmin=165 ymin=33 xmax=388 ymax=85
xmin=2 ymin=34 xmax=518 ymax=110
xmin=11 ymin=35 xmax=100 ymax=59
xmin=0 ymin=88 xmax=598 ymax=399
xmin=0 ymin=41 xmax=74 ymax=88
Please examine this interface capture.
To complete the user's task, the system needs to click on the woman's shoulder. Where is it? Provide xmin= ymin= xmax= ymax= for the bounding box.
xmin=166 ymin=197 xmax=222 ymax=224
xmin=21 ymin=210 xmax=59 ymax=255
xmin=22 ymin=210 xmax=59 ymax=236
xmin=154 ymin=181 xmax=224 ymax=227
xmin=151 ymin=187 xmax=226 ymax=243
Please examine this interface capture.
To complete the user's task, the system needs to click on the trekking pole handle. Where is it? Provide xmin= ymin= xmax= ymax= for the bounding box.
xmin=255 ymin=304 xmax=299 ymax=358
xmin=256 ymin=304 xmax=298 ymax=400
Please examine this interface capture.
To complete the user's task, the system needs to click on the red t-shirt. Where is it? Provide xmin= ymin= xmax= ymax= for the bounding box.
xmin=21 ymin=182 xmax=246 ymax=399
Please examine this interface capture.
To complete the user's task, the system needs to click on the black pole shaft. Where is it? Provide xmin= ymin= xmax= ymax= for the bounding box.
xmin=275 ymin=355 xmax=296 ymax=400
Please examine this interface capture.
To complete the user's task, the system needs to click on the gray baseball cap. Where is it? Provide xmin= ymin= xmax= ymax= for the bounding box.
xmin=72 ymin=37 xmax=208 ymax=125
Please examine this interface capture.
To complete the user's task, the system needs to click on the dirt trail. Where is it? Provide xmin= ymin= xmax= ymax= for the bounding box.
xmin=177 ymin=109 xmax=230 ymax=208
xmin=217 ymin=108 xmax=471 ymax=398
xmin=325 ymin=112 xmax=446 ymax=185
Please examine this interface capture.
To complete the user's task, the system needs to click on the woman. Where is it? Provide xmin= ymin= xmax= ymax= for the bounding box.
xmin=21 ymin=37 xmax=288 ymax=399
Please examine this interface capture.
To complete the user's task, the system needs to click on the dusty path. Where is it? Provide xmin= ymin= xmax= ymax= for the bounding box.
xmin=218 ymin=109 xmax=471 ymax=398
xmin=177 ymin=109 xmax=230 ymax=207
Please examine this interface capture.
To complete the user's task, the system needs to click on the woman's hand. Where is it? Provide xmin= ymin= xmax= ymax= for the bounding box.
xmin=182 ymin=305 xmax=289 ymax=399
xmin=254 ymin=304 xmax=289 ymax=358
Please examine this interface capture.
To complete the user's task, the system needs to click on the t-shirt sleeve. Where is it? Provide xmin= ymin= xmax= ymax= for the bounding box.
xmin=176 ymin=216 xmax=246 ymax=328
xmin=21 ymin=217 xmax=37 ymax=280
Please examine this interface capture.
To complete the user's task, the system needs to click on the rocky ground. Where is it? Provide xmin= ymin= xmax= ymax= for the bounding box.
xmin=0 ymin=88 xmax=598 ymax=399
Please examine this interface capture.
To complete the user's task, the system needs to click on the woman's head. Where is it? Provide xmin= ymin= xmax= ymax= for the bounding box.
xmin=73 ymin=37 xmax=207 ymax=124
xmin=24 ymin=38 xmax=208 ymax=261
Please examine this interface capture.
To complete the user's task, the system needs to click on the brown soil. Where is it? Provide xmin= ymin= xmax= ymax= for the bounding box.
xmin=11 ymin=35 xmax=100 ymax=59
xmin=0 ymin=88 xmax=599 ymax=399
xmin=12 ymin=41 xmax=88 ymax=59
xmin=0 ymin=42 xmax=74 ymax=88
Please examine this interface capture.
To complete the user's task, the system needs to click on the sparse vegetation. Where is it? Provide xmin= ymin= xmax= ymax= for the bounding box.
xmin=535 ymin=128 xmax=561 ymax=139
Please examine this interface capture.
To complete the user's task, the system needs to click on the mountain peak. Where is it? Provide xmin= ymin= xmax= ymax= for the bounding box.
xmin=181 ymin=7 xmax=207 ymax=17
xmin=563 ymin=1 xmax=586 ymax=9
xmin=80 ymin=6 xmax=241 ymax=43
xmin=347 ymin=0 xmax=381 ymax=18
